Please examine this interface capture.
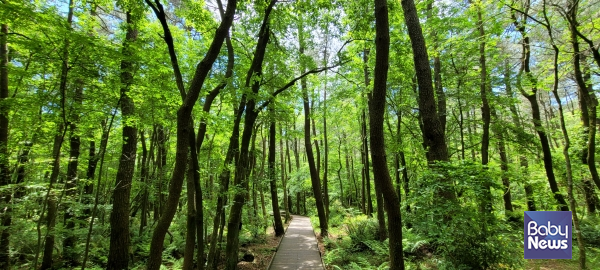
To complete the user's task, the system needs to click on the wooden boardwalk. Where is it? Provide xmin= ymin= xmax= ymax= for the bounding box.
xmin=269 ymin=215 xmax=325 ymax=270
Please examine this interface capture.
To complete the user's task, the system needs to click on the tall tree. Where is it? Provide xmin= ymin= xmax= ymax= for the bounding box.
xmin=107 ymin=11 xmax=139 ymax=270
xmin=565 ymin=1 xmax=600 ymax=192
xmin=0 ymin=23 xmax=10 ymax=270
xmin=224 ymin=1 xmax=276 ymax=268
xmin=299 ymin=10 xmax=328 ymax=238
xmin=400 ymin=0 xmax=454 ymax=202
xmin=269 ymin=110 xmax=284 ymax=236
xmin=511 ymin=1 xmax=568 ymax=211
xmin=471 ymin=0 xmax=493 ymax=214
xmin=370 ymin=0 xmax=403 ymax=268
xmin=146 ymin=0 xmax=237 ymax=268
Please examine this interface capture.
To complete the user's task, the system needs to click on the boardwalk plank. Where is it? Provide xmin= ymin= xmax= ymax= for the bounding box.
xmin=269 ymin=215 xmax=324 ymax=270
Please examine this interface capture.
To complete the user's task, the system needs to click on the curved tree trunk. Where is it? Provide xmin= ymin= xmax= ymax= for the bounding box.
xmin=371 ymin=0 xmax=404 ymax=268
xmin=512 ymin=5 xmax=568 ymax=211
xmin=146 ymin=0 xmax=237 ymax=268
xmin=224 ymin=2 xmax=274 ymax=268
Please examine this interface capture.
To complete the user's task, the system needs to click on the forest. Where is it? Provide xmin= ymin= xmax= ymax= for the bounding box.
xmin=0 ymin=0 xmax=599 ymax=269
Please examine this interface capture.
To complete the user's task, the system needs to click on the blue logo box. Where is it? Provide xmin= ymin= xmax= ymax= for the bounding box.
xmin=524 ymin=211 xmax=572 ymax=259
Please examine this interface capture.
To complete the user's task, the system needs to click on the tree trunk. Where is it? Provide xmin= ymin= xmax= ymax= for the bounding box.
xmin=270 ymin=118 xmax=284 ymax=236
xmin=139 ymin=130 xmax=150 ymax=236
xmin=512 ymin=7 xmax=568 ymax=211
xmin=279 ymin=126 xmax=290 ymax=222
xmin=545 ymin=2 xmax=586 ymax=262
xmin=299 ymin=15 xmax=328 ymax=237
xmin=146 ymin=0 xmax=237 ymax=268
xmin=183 ymin=156 xmax=196 ymax=270
xmin=41 ymin=197 xmax=57 ymax=270
xmin=363 ymin=48 xmax=385 ymax=239
xmin=472 ymin=0 xmax=493 ymax=215
xmin=371 ymin=0 xmax=404 ymax=268
xmin=107 ymin=12 xmax=138 ymax=269
xmin=0 ymin=23 xmax=10 ymax=270
xmin=362 ymin=49 xmax=374 ymax=216
xmin=224 ymin=2 xmax=273 ymax=268
xmin=63 ymin=81 xmax=83 ymax=265
xmin=504 ymin=60 xmax=536 ymax=211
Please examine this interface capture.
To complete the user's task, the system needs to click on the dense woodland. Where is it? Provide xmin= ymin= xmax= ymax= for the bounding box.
xmin=0 ymin=0 xmax=599 ymax=269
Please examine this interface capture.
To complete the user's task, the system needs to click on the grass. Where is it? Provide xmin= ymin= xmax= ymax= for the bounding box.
xmin=525 ymin=246 xmax=600 ymax=270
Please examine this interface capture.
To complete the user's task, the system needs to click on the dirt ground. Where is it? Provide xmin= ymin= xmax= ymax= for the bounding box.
xmin=216 ymin=221 xmax=290 ymax=270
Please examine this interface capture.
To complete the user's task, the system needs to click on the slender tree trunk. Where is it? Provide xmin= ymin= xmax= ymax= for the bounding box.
xmin=107 ymin=12 xmax=139 ymax=269
xmin=543 ymin=2 xmax=586 ymax=262
xmin=363 ymin=113 xmax=375 ymax=218
xmin=362 ymin=49 xmax=374 ymax=216
xmin=183 ymin=155 xmax=196 ymax=270
xmin=372 ymin=0 xmax=404 ymax=268
xmin=472 ymin=0 xmax=493 ymax=215
xmin=285 ymin=135 xmax=294 ymax=213
xmin=63 ymin=81 xmax=83 ymax=265
xmin=279 ymin=126 xmax=290 ymax=222
xmin=147 ymin=0 xmax=237 ymax=268
xmin=36 ymin=126 xmax=66 ymax=270
xmin=337 ymin=136 xmax=344 ymax=206
xmin=81 ymin=117 xmax=114 ymax=269
xmin=401 ymin=0 xmax=453 ymax=206
xmin=504 ymin=60 xmax=536 ymax=211
xmin=299 ymin=15 xmax=328 ymax=237
xmin=139 ymin=130 xmax=150 ymax=236
xmin=512 ymin=7 xmax=568 ymax=211
xmin=41 ymin=198 xmax=57 ymax=270
xmin=270 ymin=117 xmax=284 ymax=236
xmin=363 ymin=49 xmax=385 ymax=239
xmin=39 ymin=0 xmax=75 ymax=263
xmin=0 ymin=23 xmax=10 ymax=270
xmin=224 ymin=3 xmax=273 ymax=268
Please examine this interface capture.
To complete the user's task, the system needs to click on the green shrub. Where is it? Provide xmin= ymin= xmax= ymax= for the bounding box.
xmin=580 ymin=216 xmax=600 ymax=247
xmin=411 ymin=161 xmax=524 ymax=269
xmin=346 ymin=215 xmax=379 ymax=251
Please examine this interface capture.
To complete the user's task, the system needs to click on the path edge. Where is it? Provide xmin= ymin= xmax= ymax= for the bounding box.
xmin=310 ymin=219 xmax=326 ymax=270
xmin=266 ymin=215 xmax=292 ymax=270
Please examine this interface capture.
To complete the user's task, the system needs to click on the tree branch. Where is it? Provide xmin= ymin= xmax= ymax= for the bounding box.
xmin=257 ymin=60 xmax=349 ymax=111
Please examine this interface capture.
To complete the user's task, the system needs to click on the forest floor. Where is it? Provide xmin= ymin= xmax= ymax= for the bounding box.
xmin=216 ymin=220 xmax=289 ymax=270
xmin=316 ymin=228 xmax=600 ymax=270
xmin=524 ymin=246 xmax=600 ymax=270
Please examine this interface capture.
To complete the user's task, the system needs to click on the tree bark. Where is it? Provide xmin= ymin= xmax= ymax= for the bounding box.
xmin=362 ymin=50 xmax=374 ymax=216
xmin=279 ymin=126 xmax=290 ymax=222
xmin=472 ymin=0 xmax=493 ymax=214
xmin=544 ymin=2 xmax=586 ymax=264
xmin=63 ymin=81 xmax=83 ymax=265
xmin=401 ymin=0 xmax=453 ymax=203
xmin=571 ymin=30 xmax=600 ymax=191
xmin=224 ymin=2 xmax=274 ymax=268
xmin=512 ymin=6 xmax=568 ymax=211
xmin=107 ymin=12 xmax=138 ymax=269
xmin=504 ymin=60 xmax=536 ymax=211
xmin=0 ymin=23 xmax=10 ymax=270
xmin=372 ymin=0 xmax=404 ymax=268
xmin=270 ymin=117 xmax=284 ymax=236
xmin=41 ymin=198 xmax=57 ymax=270
xmin=299 ymin=14 xmax=328 ymax=237
xmin=146 ymin=0 xmax=237 ymax=268
xmin=363 ymin=48 xmax=385 ymax=239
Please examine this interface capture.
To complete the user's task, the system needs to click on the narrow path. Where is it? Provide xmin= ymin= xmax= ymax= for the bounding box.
xmin=269 ymin=215 xmax=325 ymax=270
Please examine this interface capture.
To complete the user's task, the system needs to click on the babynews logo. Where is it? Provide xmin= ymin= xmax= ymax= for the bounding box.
xmin=524 ymin=211 xmax=572 ymax=259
